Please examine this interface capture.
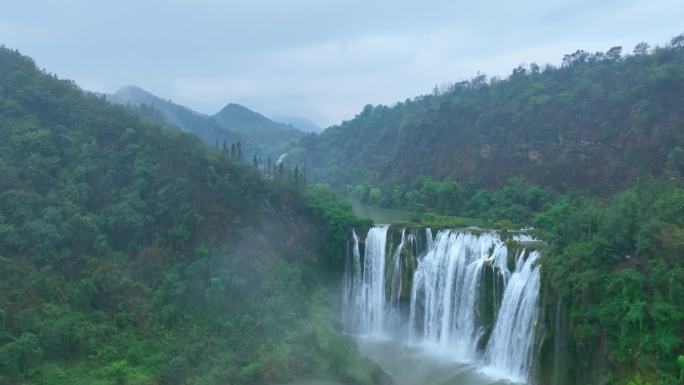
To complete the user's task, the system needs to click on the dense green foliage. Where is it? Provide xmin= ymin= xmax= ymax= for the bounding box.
xmin=0 ymin=47 xmax=385 ymax=385
xmin=106 ymin=85 xmax=243 ymax=148
xmin=294 ymin=41 xmax=684 ymax=194
xmin=3 ymin=32 xmax=684 ymax=385
xmin=107 ymin=86 xmax=303 ymax=160
xmin=212 ymin=103 xmax=304 ymax=154
xmin=535 ymin=180 xmax=684 ymax=385
xmin=346 ymin=176 xmax=558 ymax=226
xmin=289 ymin=37 xmax=684 ymax=385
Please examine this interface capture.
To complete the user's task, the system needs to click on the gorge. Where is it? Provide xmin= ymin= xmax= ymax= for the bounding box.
xmin=2 ymin=30 xmax=684 ymax=385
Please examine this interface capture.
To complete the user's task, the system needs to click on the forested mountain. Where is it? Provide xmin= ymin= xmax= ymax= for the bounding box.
xmin=272 ymin=115 xmax=322 ymax=133
xmin=106 ymin=86 xmax=303 ymax=158
xmin=106 ymin=85 xmax=242 ymax=144
xmin=279 ymin=37 xmax=684 ymax=385
xmin=0 ymin=46 xmax=384 ymax=385
xmin=212 ymin=103 xmax=304 ymax=151
xmin=3 ymin=31 xmax=684 ymax=385
xmin=293 ymin=39 xmax=684 ymax=198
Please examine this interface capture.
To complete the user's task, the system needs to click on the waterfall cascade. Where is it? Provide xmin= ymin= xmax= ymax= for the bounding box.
xmin=342 ymin=225 xmax=542 ymax=383
xmin=343 ymin=225 xmax=389 ymax=334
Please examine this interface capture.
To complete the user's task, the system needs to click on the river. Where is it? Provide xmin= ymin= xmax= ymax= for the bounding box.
xmin=356 ymin=337 xmax=522 ymax=385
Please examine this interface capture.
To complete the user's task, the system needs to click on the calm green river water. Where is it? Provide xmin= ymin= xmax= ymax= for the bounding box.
xmin=346 ymin=198 xmax=413 ymax=224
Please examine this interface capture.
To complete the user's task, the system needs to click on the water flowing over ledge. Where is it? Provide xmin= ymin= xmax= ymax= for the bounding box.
xmin=342 ymin=225 xmax=542 ymax=384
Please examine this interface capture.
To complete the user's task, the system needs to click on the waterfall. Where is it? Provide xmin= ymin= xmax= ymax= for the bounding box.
xmin=343 ymin=225 xmax=542 ymax=383
xmin=482 ymin=250 xmax=541 ymax=382
xmin=387 ymin=229 xmax=406 ymax=307
xmin=343 ymin=225 xmax=389 ymax=335
xmin=408 ymin=230 xmax=508 ymax=359
xmin=342 ymin=229 xmax=363 ymax=331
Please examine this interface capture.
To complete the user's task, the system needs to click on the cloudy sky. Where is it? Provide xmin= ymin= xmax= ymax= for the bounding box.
xmin=2 ymin=0 xmax=683 ymax=127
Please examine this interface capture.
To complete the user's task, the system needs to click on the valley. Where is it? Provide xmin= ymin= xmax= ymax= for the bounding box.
xmin=1 ymin=26 xmax=683 ymax=385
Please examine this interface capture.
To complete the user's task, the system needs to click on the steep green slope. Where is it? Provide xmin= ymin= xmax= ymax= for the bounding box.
xmin=107 ymin=86 xmax=303 ymax=159
xmin=0 ymin=47 xmax=385 ymax=385
xmin=532 ymin=180 xmax=684 ymax=385
xmin=295 ymin=41 xmax=684 ymax=195
xmin=288 ymin=38 xmax=684 ymax=385
xmin=212 ymin=103 xmax=303 ymax=153
xmin=107 ymin=85 xmax=243 ymax=145
xmin=272 ymin=115 xmax=322 ymax=133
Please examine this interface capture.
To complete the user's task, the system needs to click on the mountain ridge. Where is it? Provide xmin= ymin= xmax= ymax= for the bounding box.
xmin=271 ymin=115 xmax=322 ymax=133
xmin=291 ymin=41 xmax=684 ymax=196
xmin=105 ymin=85 xmax=304 ymax=157
xmin=0 ymin=45 xmax=385 ymax=385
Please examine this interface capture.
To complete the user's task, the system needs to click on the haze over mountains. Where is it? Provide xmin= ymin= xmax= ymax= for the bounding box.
xmin=0 ymin=45 xmax=385 ymax=385
xmin=291 ymin=40 xmax=684 ymax=197
xmin=2 ymin=30 xmax=684 ymax=385
xmin=271 ymin=115 xmax=322 ymax=133
xmin=104 ymin=85 xmax=307 ymax=157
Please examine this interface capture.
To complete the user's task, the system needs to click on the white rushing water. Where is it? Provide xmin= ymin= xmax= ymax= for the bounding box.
xmin=482 ymin=250 xmax=541 ymax=382
xmin=343 ymin=226 xmax=542 ymax=384
xmin=343 ymin=225 xmax=389 ymax=335
xmin=409 ymin=230 xmax=509 ymax=359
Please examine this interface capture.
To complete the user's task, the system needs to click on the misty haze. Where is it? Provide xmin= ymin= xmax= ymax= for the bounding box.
xmin=1 ymin=2 xmax=683 ymax=385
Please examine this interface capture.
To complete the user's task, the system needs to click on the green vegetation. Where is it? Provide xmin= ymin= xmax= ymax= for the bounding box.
xmin=288 ymin=35 xmax=684 ymax=385
xmin=106 ymin=86 xmax=303 ymax=160
xmin=212 ymin=103 xmax=304 ymax=155
xmin=293 ymin=39 xmax=684 ymax=194
xmin=345 ymin=176 xmax=557 ymax=226
xmin=106 ymin=85 xmax=243 ymax=150
xmin=2 ymin=31 xmax=684 ymax=385
xmin=0 ymin=47 xmax=385 ymax=385
xmin=533 ymin=180 xmax=684 ymax=385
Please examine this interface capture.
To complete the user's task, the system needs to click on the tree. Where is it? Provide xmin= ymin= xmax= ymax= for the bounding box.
xmin=667 ymin=147 xmax=684 ymax=176
xmin=562 ymin=50 xmax=589 ymax=66
xmin=606 ymin=46 xmax=622 ymax=61
xmin=530 ymin=62 xmax=540 ymax=74
xmin=360 ymin=104 xmax=373 ymax=116
xmin=511 ymin=65 xmax=527 ymax=77
xmin=671 ymin=33 xmax=684 ymax=48
xmin=633 ymin=42 xmax=650 ymax=55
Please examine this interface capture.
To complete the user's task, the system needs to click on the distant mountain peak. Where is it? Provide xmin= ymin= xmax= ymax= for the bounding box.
xmin=271 ymin=115 xmax=322 ymax=133
xmin=212 ymin=102 xmax=298 ymax=135
xmin=114 ymin=84 xmax=156 ymax=99
xmin=104 ymin=85 xmax=303 ymax=155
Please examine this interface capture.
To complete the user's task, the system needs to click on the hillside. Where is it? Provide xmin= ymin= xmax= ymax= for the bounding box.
xmin=272 ymin=115 xmax=322 ymax=133
xmin=294 ymin=40 xmax=684 ymax=197
xmin=0 ymin=47 xmax=385 ymax=385
xmin=212 ymin=103 xmax=304 ymax=152
xmin=106 ymin=86 xmax=303 ymax=158
xmin=277 ymin=37 xmax=684 ymax=385
xmin=106 ymin=85 xmax=242 ymax=144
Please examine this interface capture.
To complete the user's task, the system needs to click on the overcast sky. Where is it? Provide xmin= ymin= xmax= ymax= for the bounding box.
xmin=2 ymin=0 xmax=683 ymax=127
